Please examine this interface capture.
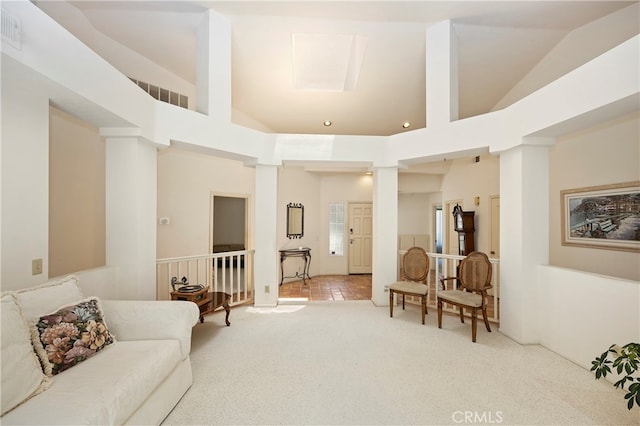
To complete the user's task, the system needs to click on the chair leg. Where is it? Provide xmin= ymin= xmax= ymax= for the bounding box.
xmin=402 ymin=294 xmax=405 ymax=310
xmin=421 ymin=296 xmax=426 ymax=325
xmin=437 ymin=298 xmax=443 ymax=329
xmin=389 ymin=290 xmax=394 ymax=318
xmin=471 ymin=307 xmax=478 ymax=343
xmin=459 ymin=307 xmax=465 ymax=323
xmin=482 ymin=304 xmax=491 ymax=332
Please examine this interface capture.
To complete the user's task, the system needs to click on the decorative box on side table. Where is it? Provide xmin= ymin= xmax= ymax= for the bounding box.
xmin=170 ymin=288 xmax=231 ymax=326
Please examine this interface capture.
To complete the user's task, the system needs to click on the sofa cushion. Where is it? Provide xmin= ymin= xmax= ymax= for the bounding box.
xmin=32 ymin=297 xmax=115 ymax=376
xmin=0 ymin=294 xmax=51 ymax=416
xmin=15 ymin=275 xmax=84 ymax=323
xmin=1 ymin=339 xmax=183 ymax=425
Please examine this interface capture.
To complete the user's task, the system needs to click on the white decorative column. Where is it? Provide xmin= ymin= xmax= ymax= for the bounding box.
xmin=102 ymin=129 xmax=158 ymax=300
xmin=196 ymin=9 xmax=232 ymax=120
xmin=372 ymin=166 xmax=399 ymax=306
xmin=253 ymin=164 xmax=279 ymax=307
xmin=499 ymin=141 xmax=552 ymax=343
xmin=426 ymin=20 xmax=459 ymax=125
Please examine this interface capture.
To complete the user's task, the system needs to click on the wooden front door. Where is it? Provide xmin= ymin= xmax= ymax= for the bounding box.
xmin=348 ymin=203 xmax=372 ymax=274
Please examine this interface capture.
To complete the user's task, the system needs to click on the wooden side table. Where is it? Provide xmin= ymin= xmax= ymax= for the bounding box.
xmin=170 ymin=288 xmax=231 ymax=326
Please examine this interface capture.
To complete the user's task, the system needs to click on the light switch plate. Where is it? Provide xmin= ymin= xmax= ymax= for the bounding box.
xmin=32 ymin=258 xmax=43 ymax=275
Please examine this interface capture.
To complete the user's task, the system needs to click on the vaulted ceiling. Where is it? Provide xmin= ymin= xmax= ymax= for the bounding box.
xmin=40 ymin=1 xmax=635 ymax=136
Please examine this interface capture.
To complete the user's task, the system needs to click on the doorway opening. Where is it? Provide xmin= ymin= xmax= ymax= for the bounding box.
xmin=211 ymin=195 xmax=247 ymax=253
xmin=210 ymin=194 xmax=253 ymax=304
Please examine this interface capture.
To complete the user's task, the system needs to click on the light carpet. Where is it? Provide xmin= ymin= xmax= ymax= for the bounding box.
xmin=163 ymin=301 xmax=639 ymax=425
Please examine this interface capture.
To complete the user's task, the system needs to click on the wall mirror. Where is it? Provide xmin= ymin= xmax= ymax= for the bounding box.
xmin=287 ymin=203 xmax=304 ymax=239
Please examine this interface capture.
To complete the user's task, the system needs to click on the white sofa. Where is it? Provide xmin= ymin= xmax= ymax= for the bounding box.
xmin=1 ymin=276 xmax=199 ymax=425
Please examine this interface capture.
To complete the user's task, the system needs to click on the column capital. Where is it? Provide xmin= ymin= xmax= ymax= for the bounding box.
xmin=521 ymin=136 xmax=556 ymax=147
xmin=99 ymin=127 xmax=169 ymax=148
xmin=99 ymin=127 xmax=143 ymax=138
xmin=244 ymin=159 xmax=283 ymax=168
xmin=372 ymin=160 xmax=402 ymax=169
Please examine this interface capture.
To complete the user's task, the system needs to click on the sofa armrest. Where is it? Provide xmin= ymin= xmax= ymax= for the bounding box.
xmin=100 ymin=300 xmax=199 ymax=359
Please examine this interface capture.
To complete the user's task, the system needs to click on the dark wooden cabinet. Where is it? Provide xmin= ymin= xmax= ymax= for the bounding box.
xmin=452 ymin=204 xmax=475 ymax=256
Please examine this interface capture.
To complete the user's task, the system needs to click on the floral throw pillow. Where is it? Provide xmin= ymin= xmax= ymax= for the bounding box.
xmin=32 ymin=297 xmax=115 ymax=376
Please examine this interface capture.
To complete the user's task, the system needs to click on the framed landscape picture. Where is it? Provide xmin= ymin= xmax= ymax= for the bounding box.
xmin=561 ymin=181 xmax=640 ymax=252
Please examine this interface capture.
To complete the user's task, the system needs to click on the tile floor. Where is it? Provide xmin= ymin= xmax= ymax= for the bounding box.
xmin=278 ymin=274 xmax=372 ymax=301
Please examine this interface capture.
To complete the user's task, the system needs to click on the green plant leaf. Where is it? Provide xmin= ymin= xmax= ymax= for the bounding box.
xmin=615 ymin=377 xmax=627 ymax=389
xmin=627 ymin=382 xmax=640 ymax=410
xmin=625 ymin=342 xmax=640 ymax=353
xmin=593 ymin=343 xmax=640 ymax=410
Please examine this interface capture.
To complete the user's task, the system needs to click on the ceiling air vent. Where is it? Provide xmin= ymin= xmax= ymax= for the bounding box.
xmin=1 ymin=8 xmax=21 ymax=50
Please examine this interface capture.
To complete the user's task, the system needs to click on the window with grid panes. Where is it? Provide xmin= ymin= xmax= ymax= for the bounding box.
xmin=329 ymin=202 xmax=345 ymax=256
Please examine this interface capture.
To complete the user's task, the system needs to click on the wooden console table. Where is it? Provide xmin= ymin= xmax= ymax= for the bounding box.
xmin=170 ymin=288 xmax=231 ymax=326
xmin=279 ymin=247 xmax=311 ymax=286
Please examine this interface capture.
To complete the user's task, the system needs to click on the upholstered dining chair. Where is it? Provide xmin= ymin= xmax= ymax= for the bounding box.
xmin=437 ymin=251 xmax=493 ymax=342
xmin=389 ymin=247 xmax=430 ymax=324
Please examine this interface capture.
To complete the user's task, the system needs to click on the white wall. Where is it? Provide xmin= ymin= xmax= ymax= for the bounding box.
xmin=158 ymin=160 xmax=376 ymax=281
xmin=1 ymin=70 xmax=50 ymax=290
xmin=549 ymin=112 xmax=640 ymax=281
xmin=493 ymin=3 xmax=639 ymax=111
xmin=276 ymin=167 xmax=322 ymax=281
xmin=539 ymin=265 xmax=639 ymax=372
xmin=397 ymin=174 xmax=443 ymax=253
xmin=398 ymin=173 xmax=442 ymax=194
xmin=49 ymin=107 xmax=106 ymax=277
xmin=156 ymin=148 xmax=255 ymax=259
xmin=318 ymin=174 xmax=373 ymax=275
xmin=440 ymin=154 xmax=500 ymax=254
xmin=232 ymin=109 xmax=275 ymax=133
xmin=398 ymin=193 xmax=430 ymax=236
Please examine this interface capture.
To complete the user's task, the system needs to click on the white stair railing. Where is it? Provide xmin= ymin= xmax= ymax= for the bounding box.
xmin=156 ymin=250 xmax=254 ymax=307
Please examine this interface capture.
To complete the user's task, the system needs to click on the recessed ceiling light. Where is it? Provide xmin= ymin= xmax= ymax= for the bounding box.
xmin=323 ymin=120 xmax=332 ymax=126
xmin=402 ymin=122 xmax=411 ymax=128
